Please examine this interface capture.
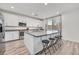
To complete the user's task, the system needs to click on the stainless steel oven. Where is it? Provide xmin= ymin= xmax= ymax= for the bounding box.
xmin=19 ymin=22 xmax=26 ymax=39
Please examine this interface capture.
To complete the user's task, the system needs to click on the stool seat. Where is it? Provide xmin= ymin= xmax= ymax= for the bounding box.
xmin=60 ymin=35 xmax=62 ymax=37
xmin=55 ymin=35 xmax=62 ymax=39
xmin=49 ymin=38 xmax=55 ymax=40
xmin=55 ymin=35 xmax=62 ymax=37
xmin=42 ymin=40 xmax=49 ymax=44
xmin=55 ymin=36 xmax=59 ymax=38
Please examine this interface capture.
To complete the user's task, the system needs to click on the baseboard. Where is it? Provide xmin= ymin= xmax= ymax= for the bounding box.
xmin=63 ymin=39 xmax=79 ymax=43
xmin=1 ymin=39 xmax=23 ymax=43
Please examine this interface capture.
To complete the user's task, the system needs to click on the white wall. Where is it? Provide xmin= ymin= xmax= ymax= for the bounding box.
xmin=62 ymin=9 xmax=79 ymax=42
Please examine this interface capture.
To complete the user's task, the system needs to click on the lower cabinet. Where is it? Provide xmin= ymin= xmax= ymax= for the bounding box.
xmin=5 ymin=31 xmax=19 ymax=41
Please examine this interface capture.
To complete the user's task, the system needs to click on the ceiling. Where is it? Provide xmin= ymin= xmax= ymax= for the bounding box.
xmin=0 ymin=3 xmax=79 ymax=19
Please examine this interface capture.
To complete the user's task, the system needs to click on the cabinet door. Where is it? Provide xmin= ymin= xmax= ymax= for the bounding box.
xmin=5 ymin=31 xmax=19 ymax=41
xmin=12 ymin=31 xmax=19 ymax=40
xmin=5 ymin=32 xmax=13 ymax=41
xmin=3 ymin=13 xmax=18 ymax=26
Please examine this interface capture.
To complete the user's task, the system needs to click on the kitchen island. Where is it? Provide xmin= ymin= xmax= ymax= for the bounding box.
xmin=24 ymin=30 xmax=59 ymax=55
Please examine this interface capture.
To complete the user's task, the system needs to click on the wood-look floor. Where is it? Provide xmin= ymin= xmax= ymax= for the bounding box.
xmin=4 ymin=40 xmax=30 ymax=55
xmin=0 ymin=40 xmax=79 ymax=55
xmin=56 ymin=40 xmax=79 ymax=55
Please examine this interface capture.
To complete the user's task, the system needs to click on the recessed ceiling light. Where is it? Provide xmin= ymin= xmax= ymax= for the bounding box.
xmin=56 ymin=11 xmax=60 ymax=14
xmin=32 ymin=13 xmax=35 ymax=15
xmin=11 ymin=6 xmax=14 ymax=9
xmin=44 ymin=3 xmax=48 ymax=6
xmin=32 ymin=13 xmax=38 ymax=16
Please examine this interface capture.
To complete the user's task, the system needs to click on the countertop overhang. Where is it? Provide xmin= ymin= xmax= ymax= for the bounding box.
xmin=25 ymin=30 xmax=59 ymax=37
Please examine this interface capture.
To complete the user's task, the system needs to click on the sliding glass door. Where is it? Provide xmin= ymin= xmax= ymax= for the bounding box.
xmin=47 ymin=15 xmax=62 ymax=35
xmin=47 ymin=18 xmax=52 ymax=31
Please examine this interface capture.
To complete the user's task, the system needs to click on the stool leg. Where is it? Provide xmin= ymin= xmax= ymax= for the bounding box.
xmin=50 ymin=40 xmax=56 ymax=53
xmin=48 ymin=48 xmax=51 ymax=55
xmin=53 ymin=40 xmax=59 ymax=51
xmin=46 ymin=44 xmax=51 ymax=55
xmin=45 ymin=45 xmax=48 ymax=55
xmin=56 ymin=40 xmax=61 ymax=50
xmin=43 ymin=44 xmax=50 ymax=55
xmin=53 ymin=44 xmax=58 ymax=52
xmin=52 ymin=45 xmax=56 ymax=53
xmin=58 ymin=39 xmax=63 ymax=48
xmin=59 ymin=36 xmax=63 ymax=47
xmin=51 ymin=41 xmax=55 ymax=52
xmin=43 ymin=44 xmax=47 ymax=55
xmin=56 ymin=39 xmax=62 ymax=50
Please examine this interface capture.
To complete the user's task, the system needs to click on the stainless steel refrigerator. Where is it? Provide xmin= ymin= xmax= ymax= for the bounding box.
xmin=0 ymin=13 xmax=5 ymax=55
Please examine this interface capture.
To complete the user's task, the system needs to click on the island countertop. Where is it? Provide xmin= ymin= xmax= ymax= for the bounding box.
xmin=25 ymin=30 xmax=59 ymax=37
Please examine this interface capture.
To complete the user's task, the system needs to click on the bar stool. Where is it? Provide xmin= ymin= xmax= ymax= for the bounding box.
xmin=41 ymin=36 xmax=51 ymax=55
xmin=58 ymin=35 xmax=63 ymax=47
xmin=49 ymin=34 xmax=57 ymax=53
xmin=54 ymin=36 xmax=59 ymax=51
xmin=49 ymin=37 xmax=56 ymax=52
xmin=54 ymin=35 xmax=62 ymax=50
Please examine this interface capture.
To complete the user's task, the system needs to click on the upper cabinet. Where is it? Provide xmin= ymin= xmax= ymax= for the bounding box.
xmin=26 ymin=17 xmax=43 ymax=27
xmin=2 ymin=12 xmax=19 ymax=26
xmin=18 ymin=16 xmax=27 ymax=23
xmin=2 ymin=12 xmax=43 ymax=28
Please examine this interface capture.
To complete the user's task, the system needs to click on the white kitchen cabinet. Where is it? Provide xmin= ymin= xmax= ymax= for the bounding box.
xmin=5 ymin=31 xmax=19 ymax=41
xmin=18 ymin=16 xmax=27 ymax=23
xmin=2 ymin=12 xmax=18 ymax=26
xmin=12 ymin=31 xmax=19 ymax=40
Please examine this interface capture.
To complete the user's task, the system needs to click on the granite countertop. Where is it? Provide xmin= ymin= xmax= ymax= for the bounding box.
xmin=5 ymin=26 xmax=27 ymax=31
xmin=25 ymin=30 xmax=59 ymax=37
